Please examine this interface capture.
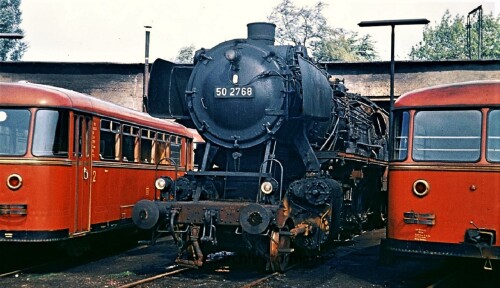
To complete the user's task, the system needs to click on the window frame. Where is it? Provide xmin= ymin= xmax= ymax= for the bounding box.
xmin=486 ymin=109 xmax=500 ymax=163
xmin=0 ymin=108 xmax=31 ymax=157
xmin=411 ymin=109 xmax=482 ymax=163
xmin=391 ymin=110 xmax=409 ymax=162
xmin=122 ymin=124 xmax=139 ymax=162
xmin=99 ymin=119 xmax=121 ymax=161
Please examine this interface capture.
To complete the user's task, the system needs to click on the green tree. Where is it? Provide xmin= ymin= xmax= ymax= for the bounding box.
xmin=174 ymin=44 xmax=196 ymax=64
xmin=0 ymin=0 xmax=28 ymax=61
xmin=314 ymin=29 xmax=377 ymax=62
xmin=268 ymin=0 xmax=330 ymax=52
xmin=410 ymin=10 xmax=500 ymax=60
xmin=268 ymin=0 xmax=377 ymax=61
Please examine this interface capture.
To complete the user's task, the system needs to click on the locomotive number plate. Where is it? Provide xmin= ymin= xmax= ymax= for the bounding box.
xmin=214 ymin=86 xmax=254 ymax=98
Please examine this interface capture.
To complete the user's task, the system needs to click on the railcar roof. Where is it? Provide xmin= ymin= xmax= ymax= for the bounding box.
xmin=394 ymin=80 xmax=500 ymax=109
xmin=0 ymin=82 xmax=192 ymax=138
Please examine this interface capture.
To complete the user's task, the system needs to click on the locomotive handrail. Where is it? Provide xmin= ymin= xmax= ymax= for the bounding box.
xmin=258 ymin=158 xmax=284 ymax=203
xmin=154 ymin=157 xmax=178 ymax=201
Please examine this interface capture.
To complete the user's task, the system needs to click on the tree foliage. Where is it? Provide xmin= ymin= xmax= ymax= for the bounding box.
xmin=174 ymin=44 xmax=196 ymax=64
xmin=268 ymin=0 xmax=377 ymax=61
xmin=268 ymin=0 xmax=330 ymax=51
xmin=314 ymin=29 xmax=377 ymax=62
xmin=410 ymin=10 xmax=500 ymax=60
xmin=0 ymin=0 xmax=28 ymax=61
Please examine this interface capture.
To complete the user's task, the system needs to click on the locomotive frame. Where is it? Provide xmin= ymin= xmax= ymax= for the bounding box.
xmin=0 ymin=82 xmax=194 ymax=247
xmin=133 ymin=22 xmax=389 ymax=272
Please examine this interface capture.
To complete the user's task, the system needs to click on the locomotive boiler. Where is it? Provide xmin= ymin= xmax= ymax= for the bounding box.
xmin=133 ymin=22 xmax=388 ymax=271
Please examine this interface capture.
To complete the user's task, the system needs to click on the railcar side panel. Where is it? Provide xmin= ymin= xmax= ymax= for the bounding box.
xmin=0 ymin=82 xmax=194 ymax=243
xmin=388 ymin=168 xmax=500 ymax=243
xmin=0 ymin=162 xmax=74 ymax=239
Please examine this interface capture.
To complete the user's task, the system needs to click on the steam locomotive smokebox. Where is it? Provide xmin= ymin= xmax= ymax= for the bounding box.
xmin=184 ymin=22 xmax=333 ymax=150
xmin=247 ymin=22 xmax=275 ymax=44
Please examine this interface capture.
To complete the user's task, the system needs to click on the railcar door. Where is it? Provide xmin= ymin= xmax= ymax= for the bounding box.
xmin=74 ymin=114 xmax=92 ymax=234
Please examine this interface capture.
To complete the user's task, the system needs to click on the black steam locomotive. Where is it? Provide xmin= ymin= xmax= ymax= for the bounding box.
xmin=133 ymin=23 xmax=388 ymax=271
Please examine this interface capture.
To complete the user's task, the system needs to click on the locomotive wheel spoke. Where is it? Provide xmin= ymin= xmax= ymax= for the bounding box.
xmin=269 ymin=229 xmax=292 ymax=272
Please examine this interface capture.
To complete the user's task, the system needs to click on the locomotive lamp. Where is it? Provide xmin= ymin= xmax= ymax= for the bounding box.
xmin=225 ymin=48 xmax=241 ymax=84
xmin=225 ymin=49 xmax=241 ymax=64
xmin=261 ymin=182 xmax=273 ymax=194
xmin=155 ymin=176 xmax=173 ymax=191
xmin=260 ymin=178 xmax=278 ymax=195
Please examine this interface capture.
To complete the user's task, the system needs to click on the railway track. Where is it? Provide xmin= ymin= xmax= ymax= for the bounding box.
xmin=115 ymin=265 xmax=290 ymax=288
xmin=115 ymin=267 xmax=282 ymax=288
xmin=0 ymin=263 xmax=51 ymax=278
xmin=117 ymin=265 xmax=190 ymax=288
xmin=2 ymin=229 xmax=498 ymax=288
xmin=115 ymin=250 xmax=294 ymax=288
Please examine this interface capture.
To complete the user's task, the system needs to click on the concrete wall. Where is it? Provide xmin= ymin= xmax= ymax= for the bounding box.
xmin=0 ymin=62 xmax=145 ymax=111
xmin=325 ymin=60 xmax=500 ymax=103
xmin=1 ymin=60 xmax=499 ymax=112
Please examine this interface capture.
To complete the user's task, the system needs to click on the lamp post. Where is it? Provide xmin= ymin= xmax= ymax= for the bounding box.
xmin=358 ymin=18 xmax=429 ymax=160
xmin=0 ymin=33 xmax=24 ymax=39
xmin=466 ymin=5 xmax=482 ymax=60
xmin=143 ymin=26 xmax=152 ymax=112
xmin=358 ymin=19 xmax=428 ymax=239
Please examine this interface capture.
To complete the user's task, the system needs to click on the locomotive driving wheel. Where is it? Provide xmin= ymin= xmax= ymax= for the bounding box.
xmin=268 ymin=228 xmax=293 ymax=272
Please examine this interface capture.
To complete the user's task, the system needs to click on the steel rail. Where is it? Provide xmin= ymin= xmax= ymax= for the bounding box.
xmin=117 ymin=267 xmax=190 ymax=288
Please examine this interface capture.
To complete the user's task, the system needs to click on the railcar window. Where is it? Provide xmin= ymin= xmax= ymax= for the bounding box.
xmin=413 ymin=110 xmax=481 ymax=162
xmin=170 ymin=136 xmax=181 ymax=165
xmin=33 ymin=110 xmax=69 ymax=157
xmin=141 ymin=129 xmax=155 ymax=164
xmin=487 ymin=110 xmax=500 ymax=162
xmin=100 ymin=120 xmax=120 ymax=160
xmin=122 ymin=125 xmax=139 ymax=162
xmin=392 ymin=111 xmax=409 ymax=161
xmin=156 ymin=132 xmax=170 ymax=165
xmin=0 ymin=109 xmax=30 ymax=156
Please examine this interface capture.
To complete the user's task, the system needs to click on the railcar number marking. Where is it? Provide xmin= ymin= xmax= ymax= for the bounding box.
xmin=215 ymin=87 xmax=254 ymax=97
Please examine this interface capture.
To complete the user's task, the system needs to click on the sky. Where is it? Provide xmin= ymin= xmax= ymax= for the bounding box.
xmin=18 ymin=0 xmax=498 ymax=63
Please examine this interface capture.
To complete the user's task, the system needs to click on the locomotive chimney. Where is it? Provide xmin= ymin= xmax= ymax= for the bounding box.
xmin=247 ymin=22 xmax=275 ymax=45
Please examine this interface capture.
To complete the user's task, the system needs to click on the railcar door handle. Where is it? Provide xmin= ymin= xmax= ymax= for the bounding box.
xmin=83 ymin=168 xmax=89 ymax=180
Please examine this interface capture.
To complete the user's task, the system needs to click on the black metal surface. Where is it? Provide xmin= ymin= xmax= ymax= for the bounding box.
xmin=186 ymin=38 xmax=287 ymax=149
xmin=132 ymin=199 xmax=162 ymax=230
xmin=382 ymin=238 xmax=500 ymax=259
xmin=239 ymin=203 xmax=272 ymax=234
xmin=134 ymin=23 xmax=390 ymax=270
xmin=298 ymin=56 xmax=332 ymax=120
xmin=0 ymin=229 xmax=69 ymax=242
xmin=147 ymin=58 xmax=193 ymax=120
xmin=0 ymin=33 xmax=24 ymax=39
xmin=358 ymin=19 xmax=430 ymax=27
xmin=247 ymin=22 xmax=276 ymax=45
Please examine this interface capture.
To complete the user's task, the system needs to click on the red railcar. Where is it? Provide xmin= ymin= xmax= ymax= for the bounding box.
xmin=383 ymin=80 xmax=500 ymax=269
xmin=0 ymin=82 xmax=194 ymax=243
